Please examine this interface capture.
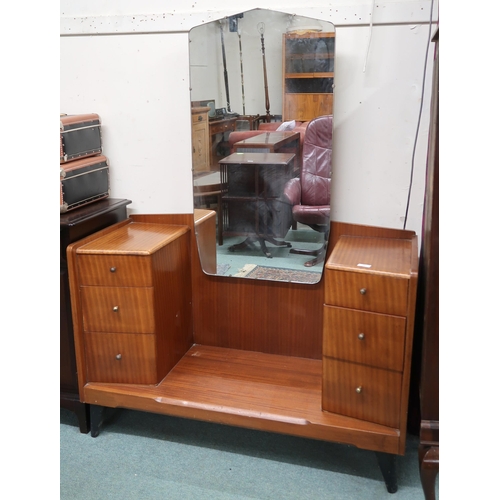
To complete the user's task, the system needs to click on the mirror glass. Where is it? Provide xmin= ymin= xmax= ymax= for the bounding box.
xmin=189 ymin=8 xmax=335 ymax=284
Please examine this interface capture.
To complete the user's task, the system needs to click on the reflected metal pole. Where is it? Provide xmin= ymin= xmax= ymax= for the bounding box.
xmin=257 ymin=22 xmax=271 ymax=122
xmin=219 ymin=20 xmax=232 ymax=112
xmin=237 ymin=26 xmax=246 ymax=115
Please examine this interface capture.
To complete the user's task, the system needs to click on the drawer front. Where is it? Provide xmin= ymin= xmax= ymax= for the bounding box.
xmin=81 ymin=286 xmax=155 ymax=333
xmin=192 ymin=112 xmax=207 ymax=125
xmin=323 ymin=306 xmax=406 ymax=371
xmin=78 ymin=254 xmax=153 ymax=287
xmin=210 ymin=121 xmax=236 ymax=135
xmin=322 ymin=358 xmax=402 ymax=428
xmin=324 ymin=269 xmax=408 ymax=316
xmin=85 ymin=332 xmax=158 ymax=384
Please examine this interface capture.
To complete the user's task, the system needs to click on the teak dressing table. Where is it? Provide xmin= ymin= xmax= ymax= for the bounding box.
xmin=67 ymin=214 xmax=418 ymax=494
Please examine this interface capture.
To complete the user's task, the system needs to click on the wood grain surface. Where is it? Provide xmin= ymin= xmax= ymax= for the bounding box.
xmin=84 ymin=344 xmax=403 ymax=454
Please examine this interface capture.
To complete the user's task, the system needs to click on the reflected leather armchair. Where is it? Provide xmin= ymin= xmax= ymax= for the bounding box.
xmin=283 ymin=115 xmax=333 ymax=267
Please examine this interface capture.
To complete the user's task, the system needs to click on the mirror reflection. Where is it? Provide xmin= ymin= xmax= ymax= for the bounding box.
xmin=190 ymin=9 xmax=335 ymax=284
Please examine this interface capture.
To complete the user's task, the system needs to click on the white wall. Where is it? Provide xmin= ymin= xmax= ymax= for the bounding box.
xmin=60 ymin=0 xmax=438 ymax=241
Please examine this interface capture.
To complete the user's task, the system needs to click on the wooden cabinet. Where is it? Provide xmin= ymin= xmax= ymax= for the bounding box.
xmin=191 ymin=106 xmax=210 ymax=173
xmin=208 ymin=116 xmax=237 ymax=168
xmin=60 ymin=198 xmax=131 ymax=433
xmin=323 ymin=235 xmax=418 ymax=430
xmin=66 ymin=214 xmax=419 ymax=492
xmin=67 ymin=220 xmax=193 ymax=388
xmin=282 ymin=32 xmax=335 ymax=122
xmin=417 ymin=29 xmax=439 ymax=500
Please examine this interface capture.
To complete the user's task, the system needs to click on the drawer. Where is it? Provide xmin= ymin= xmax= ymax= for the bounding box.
xmin=323 ymin=306 xmax=406 ymax=371
xmin=192 ymin=112 xmax=207 ymax=125
xmin=210 ymin=122 xmax=235 ymax=135
xmin=322 ymin=358 xmax=402 ymax=428
xmin=77 ymin=254 xmax=153 ymax=287
xmin=85 ymin=332 xmax=158 ymax=384
xmin=81 ymin=286 xmax=155 ymax=333
xmin=324 ymin=269 xmax=408 ymax=316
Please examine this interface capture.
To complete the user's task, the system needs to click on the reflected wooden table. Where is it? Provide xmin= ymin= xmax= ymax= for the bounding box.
xmin=193 ymin=171 xmax=224 ymax=246
xmin=234 ymin=131 xmax=300 ymax=152
xmin=234 ymin=131 xmax=300 ymax=174
xmin=219 ymin=152 xmax=296 ymax=258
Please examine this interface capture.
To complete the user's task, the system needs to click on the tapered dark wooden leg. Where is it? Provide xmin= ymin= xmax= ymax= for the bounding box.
xmin=61 ymin=397 xmax=90 ymax=434
xmin=90 ymin=405 xmax=106 ymax=438
xmin=419 ymin=445 xmax=439 ymax=500
xmin=375 ymin=452 xmax=398 ymax=493
xmin=74 ymin=402 xmax=91 ymax=434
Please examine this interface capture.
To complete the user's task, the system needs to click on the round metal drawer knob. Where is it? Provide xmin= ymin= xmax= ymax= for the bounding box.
xmin=115 ymin=354 xmax=122 ymax=361
xmin=356 ymin=386 xmax=363 ymax=394
xmin=110 ymin=267 xmax=116 ymax=273
xmin=358 ymin=333 xmax=365 ymax=340
xmin=112 ymin=306 xmax=119 ymax=312
xmin=360 ymin=288 xmax=367 ymax=295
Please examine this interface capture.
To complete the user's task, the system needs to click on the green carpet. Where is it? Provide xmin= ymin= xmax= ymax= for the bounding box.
xmin=60 ymin=407 xmax=437 ymax=499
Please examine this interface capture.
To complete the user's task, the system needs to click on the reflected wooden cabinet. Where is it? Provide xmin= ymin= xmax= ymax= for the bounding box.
xmin=282 ymin=32 xmax=335 ymax=121
xmin=191 ymin=106 xmax=210 ymax=173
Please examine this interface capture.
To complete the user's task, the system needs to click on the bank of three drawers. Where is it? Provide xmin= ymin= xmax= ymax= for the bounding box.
xmin=323 ymin=235 xmax=414 ymax=428
xmin=74 ymin=222 xmax=191 ymax=385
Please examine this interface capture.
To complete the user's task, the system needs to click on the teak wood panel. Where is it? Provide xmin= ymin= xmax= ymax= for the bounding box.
xmin=149 ymin=232 xmax=194 ymax=378
xmin=83 ymin=344 xmax=403 ymax=455
xmin=322 ymin=358 xmax=402 ymax=428
xmin=323 ymin=305 xmax=406 ymax=372
xmin=81 ymin=286 xmax=155 ymax=333
xmin=85 ymin=332 xmax=158 ymax=384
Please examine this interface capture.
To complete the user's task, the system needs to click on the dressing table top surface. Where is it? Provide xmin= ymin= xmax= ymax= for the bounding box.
xmin=76 ymin=221 xmax=189 ymax=256
xmin=326 ymin=235 xmax=413 ymax=278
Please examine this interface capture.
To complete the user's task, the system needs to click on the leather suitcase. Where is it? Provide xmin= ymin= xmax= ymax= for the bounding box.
xmin=60 ymin=155 xmax=110 ymax=213
xmin=60 ymin=113 xmax=102 ymax=163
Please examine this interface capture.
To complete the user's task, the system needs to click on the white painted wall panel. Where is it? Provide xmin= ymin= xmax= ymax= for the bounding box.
xmin=332 ymin=23 xmax=433 ymax=231
xmin=60 ymin=33 xmax=192 ymax=213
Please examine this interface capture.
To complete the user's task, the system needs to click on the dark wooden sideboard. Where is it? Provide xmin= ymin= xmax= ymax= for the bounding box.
xmin=417 ymin=28 xmax=439 ymax=500
xmin=60 ymin=198 xmax=131 ymax=432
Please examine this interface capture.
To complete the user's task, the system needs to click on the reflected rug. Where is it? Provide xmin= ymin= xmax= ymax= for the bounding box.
xmin=234 ymin=264 xmax=320 ymax=283
xmin=217 ymin=263 xmax=231 ymax=275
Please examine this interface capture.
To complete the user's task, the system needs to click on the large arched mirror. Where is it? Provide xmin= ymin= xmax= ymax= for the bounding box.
xmin=189 ymin=8 xmax=335 ymax=284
